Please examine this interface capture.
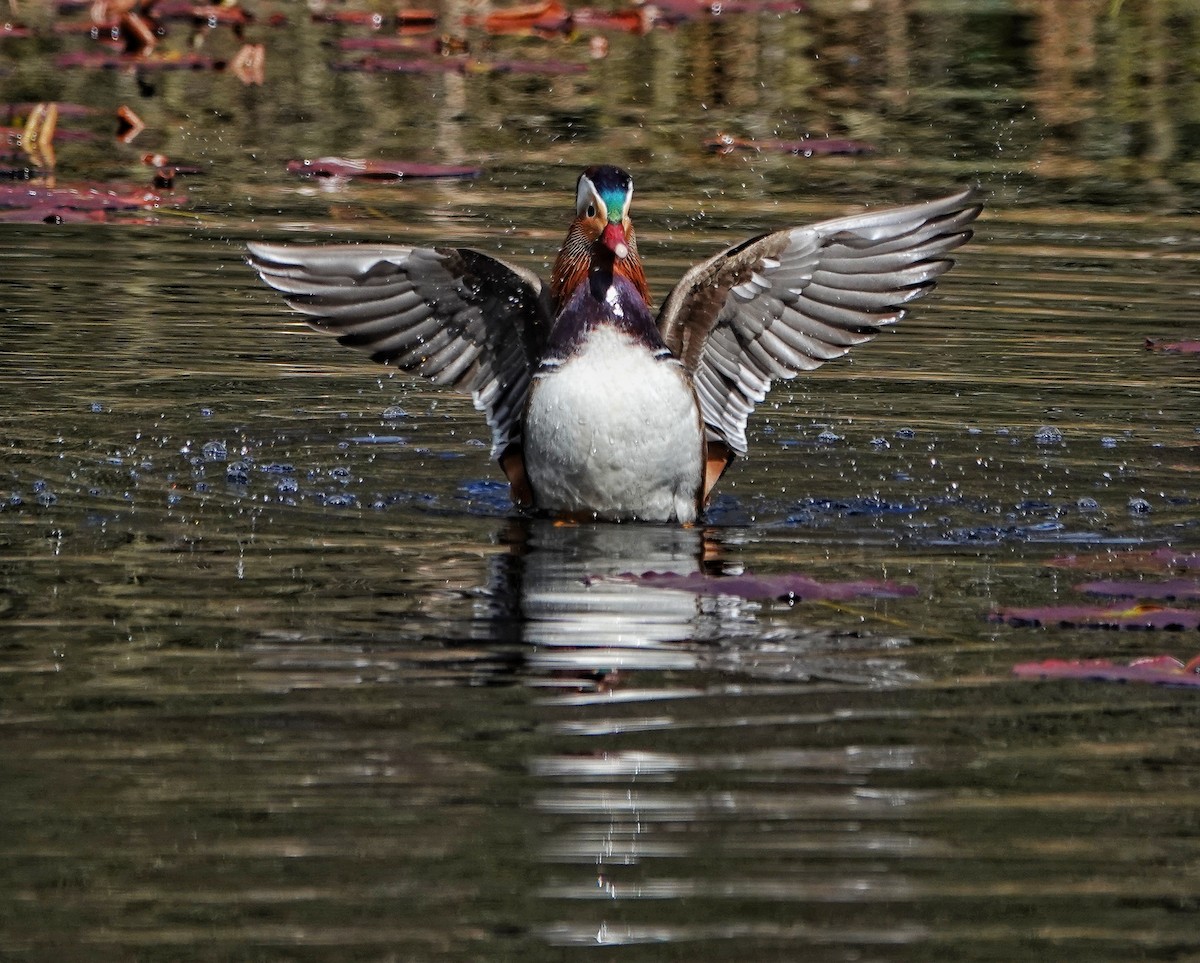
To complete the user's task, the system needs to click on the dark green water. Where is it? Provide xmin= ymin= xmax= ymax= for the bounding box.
xmin=2 ymin=1 xmax=1199 ymax=960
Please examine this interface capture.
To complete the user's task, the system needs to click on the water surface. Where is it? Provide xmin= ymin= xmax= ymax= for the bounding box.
xmin=2 ymin=2 xmax=1199 ymax=960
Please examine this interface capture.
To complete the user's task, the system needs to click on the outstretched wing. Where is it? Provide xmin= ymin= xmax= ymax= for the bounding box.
xmin=246 ymin=242 xmax=553 ymax=462
xmin=656 ymin=189 xmax=982 ymax=462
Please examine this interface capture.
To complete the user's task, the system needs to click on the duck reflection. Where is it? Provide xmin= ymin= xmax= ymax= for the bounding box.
xmin=493 ymin=522 xmax=929 ymax=950
xmin=481 ymin=519 xmax=720 ymax=685
xmin=476 ymin=518 xmax=916 ymax=694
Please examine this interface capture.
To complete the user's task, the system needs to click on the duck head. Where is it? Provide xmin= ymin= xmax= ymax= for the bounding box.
xmin=551 ymin=165 xmax=651 ymax=312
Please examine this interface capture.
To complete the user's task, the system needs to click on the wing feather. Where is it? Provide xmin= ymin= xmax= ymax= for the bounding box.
xmin=657 ymin=188 xmax=982 ymax=458
xmin=247 ymin=242 xmax=552 ymax=459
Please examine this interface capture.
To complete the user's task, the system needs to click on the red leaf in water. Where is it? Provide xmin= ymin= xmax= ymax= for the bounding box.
xmin=1013 ymin=655 xmax=1200 ymax=687
xmin=286 ymin=157 xmax=481 ymax=180
xmin=615 ymin=570 xmax=917 ymax=601
xmin=573 ymin=7 xmax=656 ymax=32
xmin=1078 ymin=579 xmax=1200 ymax=601
xmin=989 ymin=604 xmax=1200 ymax=630
xmin=1145 ymin=338 xmax=1200 ymax=354
xmin=465 ymin=0 xmax=570 ymax=33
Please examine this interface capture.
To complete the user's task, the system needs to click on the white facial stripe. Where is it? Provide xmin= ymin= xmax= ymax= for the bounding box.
xmin=577 ymin=177 xmax=606 ymax=218
xmin=618 ymin=180 xmax=633 ymax=220
xmin=576 ymin=174 xmax=633 ymax=221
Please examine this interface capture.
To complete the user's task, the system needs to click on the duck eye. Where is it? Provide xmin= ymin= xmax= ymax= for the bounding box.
xmin=586 ymin=203 xmax=596 ymax=218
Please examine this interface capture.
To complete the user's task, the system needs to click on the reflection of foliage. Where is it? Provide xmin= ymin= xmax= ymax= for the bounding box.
xmin=1 ymin=1 xmax=1196 ymax=205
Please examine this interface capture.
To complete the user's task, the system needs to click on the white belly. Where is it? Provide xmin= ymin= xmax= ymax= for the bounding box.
xmin=524 ymin=327 xmax=703 ymax=523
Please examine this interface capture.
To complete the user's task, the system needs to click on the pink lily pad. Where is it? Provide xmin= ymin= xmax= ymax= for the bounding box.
xmin=285 ymin=157 xmax=481 ymax=180
xmin=1078 ymin=579 xmax=1200 ymax=601
xmin=989 ymin=604 xmax=1200 ymax=631
xmin=1013 ymin=655 xmax=1200 ymax=687
xmin=572 ymin=7 xmax=655 ymax=31
xmin=1145 ymin=338 xmax=1200 ymax=354
xmin=1046 ymin=548 xmax=1200 ymax=573
xmin=648 ymin=0 xmax=807 ymax=21
xmin=0 ymin=184 xmax=187 ymax=211
xmin=153 ymin=1 xmax=254 ymax=26
xmin=614 ymin=570 xmax=917 ymax=601
xmin=0 ymin=205 xmax=107 ymax=223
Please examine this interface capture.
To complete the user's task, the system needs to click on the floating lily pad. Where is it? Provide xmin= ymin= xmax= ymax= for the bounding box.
xmin=651 ymin=0 xmax=807 ymax=21
xmin=1013 ymin=655 xmax=1200 ymax=687
xmin=1145 ymin=338 xmax=1200 ymax=354
xmin=1046 ymin=548 xmax=1200 ymax=573
xmin=989 ymin=604 xmax=1200 ymax=630
xmin=312 ymin=9 xmax=433 ymax=27
xmin=0 ymin=184 xmax=187 ymax=211
xmin=0 ymin=183 xmax=187 ymax=222
xmin=615 ymin=570 xmax=917 ymax=601
xmin=1078 ymin=579 xmax=1200 ymax=601
xmin=465 ymin=0 xmax=570 ymax=33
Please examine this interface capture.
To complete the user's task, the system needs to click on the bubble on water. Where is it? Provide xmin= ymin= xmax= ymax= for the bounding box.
xmin=1076 ymin=496 xmax=1101 ymax=512
xmin=1127 ymin=497 xmax=1152 ymax=514
xmin=1100 ymin=436 xmax=1118 ymax=449
xmin=382 ymin=405 xmax=409 ymax=420
xmin=894 ymin=427 xmax=916 ymax=440
xmin=1034 ymin=426 xmax=1063 ymax=445
xmin=816 ymin=429 xmax=843 ymax=444
xmin=201 ymin=440 xmax=227 ymax=462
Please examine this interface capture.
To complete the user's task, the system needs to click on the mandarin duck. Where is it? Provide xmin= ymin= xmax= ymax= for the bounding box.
xmin=247 ymin=166 xmax=981 ymax=523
